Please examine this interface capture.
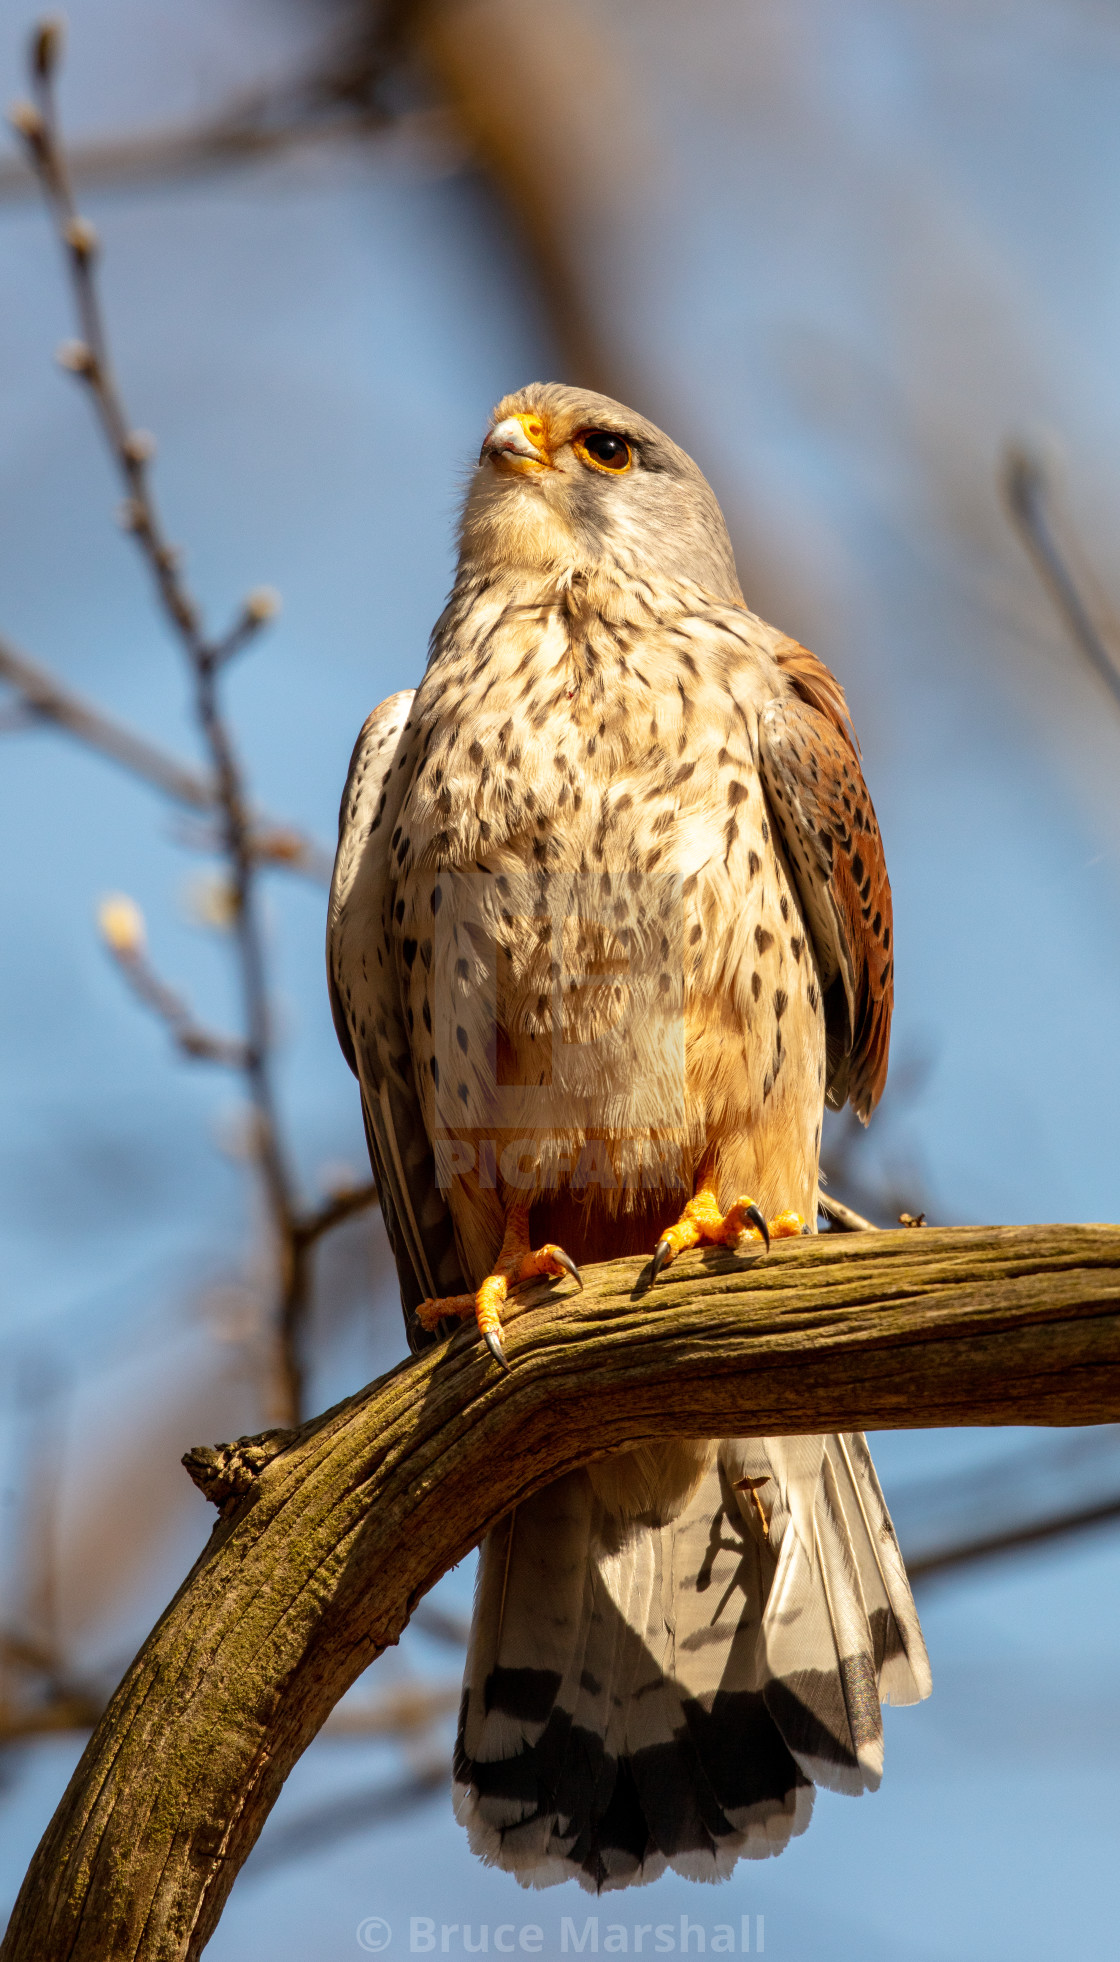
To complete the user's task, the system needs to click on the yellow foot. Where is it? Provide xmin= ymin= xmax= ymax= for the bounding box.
xmin=650 ymin=1188 xmax=806 ymax=1284
xmin=415 ymin=1202 xmax=581 ymax=1372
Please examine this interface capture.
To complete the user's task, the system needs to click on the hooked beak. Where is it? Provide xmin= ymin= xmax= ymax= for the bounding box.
xmin=481 ymin=412 xmax=551 ymax=470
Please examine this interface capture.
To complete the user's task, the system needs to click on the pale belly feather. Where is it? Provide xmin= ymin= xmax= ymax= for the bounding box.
xmin=393 ymin=574 xmax=826 ymax=1281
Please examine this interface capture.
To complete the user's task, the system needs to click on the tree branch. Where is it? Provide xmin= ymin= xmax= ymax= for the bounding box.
xmin=1003 ymin=445 xmax=1120 ymax=712
xmin=4 ymin=1223 xmax=1120 ymax=1960
xmin=0 ymin=634 xmax=333 ymax=882
xmin=99 ymin=924 xmax=252 ymax=1069
xmin=245 ymin=1762 xmax=448 ymax=1878
xmin=292 ymin=1180 xmax=380 ymax=1249
xmin=0 ymin=7 xmax=415 ymax=203
xmin=818 ymin=1192 xmax=882 ymax=1233
xmin=907 ymin=1492 xmax=1120 ymax=1583
xmin=0 ymin=631 xmax=333 ymax=878
xmin=0 ymin=634 xmax=214 ymax=809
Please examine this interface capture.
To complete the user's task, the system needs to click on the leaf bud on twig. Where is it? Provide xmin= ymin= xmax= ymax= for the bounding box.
xmin=7 ymin=98 xmax=46 ymax=150
xmin=56 ymin=338 xmax=95 ymax=377
xmin=32 ymin=16 xmax=65 ymax=79
xmin=63 ymin=215 xmax=99 ymax=261
xmin=97 ymin=892 xmax=146 ymax=959
xmin=183 ymin=872 xmax=238 ymax=932
xmin=121 ymin=428 xmax=156 ymax=465
xmin=252 ymin=827 xmax=305 ymax=866
xmin=117 ymin=498 xmax=145 ymax=533
xmin=245 ymin=586 xmax=281 ymax=625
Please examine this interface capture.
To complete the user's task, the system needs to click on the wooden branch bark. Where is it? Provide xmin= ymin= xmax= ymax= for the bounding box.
xmin=5 ymin=1222 xmax=1120 ymax=1960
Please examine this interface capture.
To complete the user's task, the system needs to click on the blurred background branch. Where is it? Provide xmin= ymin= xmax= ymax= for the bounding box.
xmin=0 ymin=3 xmax=421 ymax=201
xmin=0 ymin=634 xmax=334 ymax=875
xmin=1004 ymin=445 xmax=1120 ymax=715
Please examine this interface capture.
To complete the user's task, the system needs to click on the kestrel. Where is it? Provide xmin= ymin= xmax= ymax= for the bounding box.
xmin=328 ymin=384 xmax=930 ymax=1891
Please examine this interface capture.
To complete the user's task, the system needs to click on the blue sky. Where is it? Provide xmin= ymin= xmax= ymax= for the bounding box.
xmin=2 ymin=2 xmax=1119 ymax=1956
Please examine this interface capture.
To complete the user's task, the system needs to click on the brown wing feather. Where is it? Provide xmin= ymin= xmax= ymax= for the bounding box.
xmin=759 ymin=645 xmax=892 ymax=1121
xmin=327 ymin=691 xmax=467 ymax=1343
xmin=774 ymin=634 xmax=858 ymax=751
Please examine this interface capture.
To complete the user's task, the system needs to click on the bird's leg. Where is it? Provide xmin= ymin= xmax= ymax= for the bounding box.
xmin=415 ymin=1201 xmax=582 ymax=1371
xmin=650 ymin=1184 xmax=805 ymax=1284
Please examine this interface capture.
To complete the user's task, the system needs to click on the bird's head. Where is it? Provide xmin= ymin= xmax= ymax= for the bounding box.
xmin=458 ymin=383 xmax=743 ymax=601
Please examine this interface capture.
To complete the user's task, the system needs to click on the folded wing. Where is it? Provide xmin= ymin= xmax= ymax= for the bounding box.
xmin=760 ymin=643 xmax=893 ymax=1120
xmin=327 ymin=689 xmax=466 ymax=1341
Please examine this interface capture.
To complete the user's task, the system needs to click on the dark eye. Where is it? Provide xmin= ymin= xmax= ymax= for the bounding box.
xmin=577 ymin=429 xmax=632 ymax=472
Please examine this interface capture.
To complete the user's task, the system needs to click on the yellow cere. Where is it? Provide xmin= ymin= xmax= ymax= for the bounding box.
xmin=515 ymin=412 xmax=547 ymax=452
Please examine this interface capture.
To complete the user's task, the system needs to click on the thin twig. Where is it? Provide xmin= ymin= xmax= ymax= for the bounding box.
xmin=1003 ymin=445 xmax=1120 ymax=712
xmin=0 ymin=9 xmax=415 ymax=203
xmin=0 ymin=1689 xmax=105 ymax=1742
xmin=245 ymin=1763 xmax=447 ymax=1877
xmin=411 ymin=1601 xmax=471 ymax=1650
xmin=273 ymin=1180 xmax=382 ymax=1421
xmin=0 ymin=1639 xmax=458 ymax=1749
xmin=0 ymin=101 xmax=378 ymax=205
xmin=0 ymin=632 xmax=214 ymax=806
xmin=818 ymin=1193 xmax=880 ymax=1233
xmin=0 ymin=634 xmax=331 ymax=878
xmin=819 ymin=1077 xmax=933 ymax=1230
xmin=322 ymin=1681 xmax=460 ymax=1737
xmin=908 ymin=1494 xmax=1120 ymax=1583
xmin=0 ymin=1629 xmax=105 ymax=1746
xmin=105 ymin=948 xmax=250 ymax=1069
xmin=293 ymin=1181 xmax=380 ymax=1250
xmin=10 ymin=20 xmax=327 ymax=1420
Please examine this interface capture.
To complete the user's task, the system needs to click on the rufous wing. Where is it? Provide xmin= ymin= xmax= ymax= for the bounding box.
xmin=759 ymin=646 xmax=893 ymax=1120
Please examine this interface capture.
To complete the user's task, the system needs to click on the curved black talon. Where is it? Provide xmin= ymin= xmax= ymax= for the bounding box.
xmin=553 ymin=1249 xmax=584 ymax=1292
xmin=744 ymin=1203 xmax=770 ymax=1252
xmin=650 ymin=1237 xmax=672 ymax=1286
xmin=484 ymin=1328 xmax=511 ymax=1374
